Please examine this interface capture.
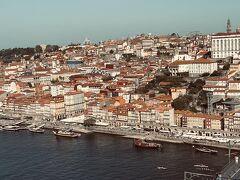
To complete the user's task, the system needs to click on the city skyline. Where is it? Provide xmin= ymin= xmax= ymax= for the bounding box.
xmin=0 ymin=0 xmax=240 ymax=48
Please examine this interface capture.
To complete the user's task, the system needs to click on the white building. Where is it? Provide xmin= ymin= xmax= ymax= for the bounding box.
xmin=211 ymin=32 xmax=240 ymax=59
xmin=172 ymin=53 xmax=194 ymax=62
xmin=50 ymin=85 xmax=64 ymax=97
xmin=168 ymin=58 xmax=218 ymax=77
xmin=168 ymin=61 xmax=190 ymax=76
xmin=142 ymin=39 xmax=154 ymax=50
xmin=64 ymin=91 xmax=85 ymax=117
xmin=188 ymin=58 xmax=218 ymax=77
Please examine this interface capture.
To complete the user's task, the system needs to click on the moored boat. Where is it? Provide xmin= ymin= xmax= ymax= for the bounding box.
xmin=3 ymin=125 xmax=21 ymax=131
xmin=53 ymin=130 xmax=81 ymax=138
xmin=134 ymin=139 xmax=162 ymax=149
xmin=29 ymin=128 xmax=45 ymax=133
xmin=157 ymin=166 xmax=167 ymax=170
xmin=194 ymin=164 xmax=208 ymax=168
xmin=193 ymin=146 xmax=218 ymax=154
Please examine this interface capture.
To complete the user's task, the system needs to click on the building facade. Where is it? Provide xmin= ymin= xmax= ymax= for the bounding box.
xmin=211 ymin=32 xmax=240 ymax=59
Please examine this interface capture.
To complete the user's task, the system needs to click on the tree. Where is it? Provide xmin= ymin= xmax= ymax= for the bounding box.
xmin=223 ymin=63 xmax=230 ymax=70
xmin=197 ymin=91 xmax=208 ymax=105
xmin=172 ymin=95 xmax=193 ymax=110
xmin=35 ymin=45 xmax=43 ymax=53
xmin=210 ymin=70 xmax=222 ymax=76
xmin=200 ymin=72 xmax=210 ymax=77
xmin=83 ymin=118 xmax=96 ymax=127
xmin=45 ymin=45 xmax=59 ymax=53
xmin=188 ymin=79 xmax=205 ymax=94
xmin=177 ymin=72 xmax=189 ymax=77
xmin=27 ymin=82 xmax=33 ymax=88
xmin=109 ymin=49 xmax=114 ymax=54
xmin=102 ymin=76 xmax=113 ymax=82
xmin=51 ymin=79 xmax=59 ymax=84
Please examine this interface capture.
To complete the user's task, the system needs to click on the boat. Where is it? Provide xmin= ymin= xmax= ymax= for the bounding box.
xmin=194 ymin=164 xmax=208 ymax=168
xmin=53 ymin=130 xmax=81 ymax=138
xmin=193 ymin=146 xmax=218 ymax=154
xmin=157 ymin=166 xmax=167 ymax=170
xmin=29 ymin=127 xmax=45 ymax=133
xmin=225 ymin=152 xmax=238 ymax=156
xmin=3 ymin=125 xmax=21 ymax=131
xmin=134 ymin=139 xmax=162 ymax=149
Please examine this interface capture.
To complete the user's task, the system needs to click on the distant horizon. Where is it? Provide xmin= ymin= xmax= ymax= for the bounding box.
xmin=0 ymin=30 xmax=234 ymax=50
xmin=0 ymin=0 xmax=240 ymax=49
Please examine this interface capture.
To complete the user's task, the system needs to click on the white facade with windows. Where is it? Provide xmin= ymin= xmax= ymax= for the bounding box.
xmin=168 ymin=58 xmax=218 ymax=77
xmin=211 ymin=32 xmax=240 ymax=59
xmin=189 ymin=61 xmax=218 ymax=77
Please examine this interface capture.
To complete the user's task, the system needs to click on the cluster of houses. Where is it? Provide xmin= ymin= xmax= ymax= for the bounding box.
xmin=0 ymin=26 xmax=240 ymax=133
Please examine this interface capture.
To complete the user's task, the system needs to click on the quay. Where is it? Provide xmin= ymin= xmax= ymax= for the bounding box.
xmin=1 ymin=118 xmax=240 ymax=151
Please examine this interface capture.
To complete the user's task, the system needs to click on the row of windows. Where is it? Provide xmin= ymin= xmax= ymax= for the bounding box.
xmin=212 ymin=38 xmax=240 ymax=51
xmin=213 ymin=51 xmax=239 ymax=58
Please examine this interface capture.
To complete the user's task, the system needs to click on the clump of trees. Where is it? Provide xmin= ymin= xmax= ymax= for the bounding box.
xmin=172 ymin=95 xmax=193 ymax=110
xmin=35 ymin=45 xmax=43 ymax=53
xmin=0 ymin=47 xmax=35 ymax=60
xmin=210 ymin=70 xmax=222 ymax=76
xmin=188 ymin=79 xmax=205 ymax=94
xmin=0 ymin=44 xmax=60 ymax=62
xmin=222 ymin=63 xmax=230 ymax=70
xmin=135 ymin=75 xmax=186 ymax=94
xmin=197 ymin=90 xmax=208 ymax=106
xmin=102 ymin=76 xmax=113 ymax=82
xmin=45 ymin=45 xmax=59 ymax=53
xmin=200 ymin=72 xmax=210 ymax=77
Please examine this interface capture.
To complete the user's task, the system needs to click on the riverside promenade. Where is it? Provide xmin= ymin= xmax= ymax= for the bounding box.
xmin=87 ymin=126 xmax=240 ymax=150
xmin=1 ymin=119 xmax=240 ymax=150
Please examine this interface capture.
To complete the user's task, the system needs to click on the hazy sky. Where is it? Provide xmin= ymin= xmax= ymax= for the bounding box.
xmin=0 ymin=0 xmax=240 ymax=48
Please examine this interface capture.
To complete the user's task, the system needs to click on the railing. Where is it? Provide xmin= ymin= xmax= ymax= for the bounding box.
xmin=218 ymin=157 xmax=240 ymax=180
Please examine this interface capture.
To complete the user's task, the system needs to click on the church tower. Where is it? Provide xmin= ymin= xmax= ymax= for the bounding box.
xmin=227 ymin=18 xmax=231 ymax=33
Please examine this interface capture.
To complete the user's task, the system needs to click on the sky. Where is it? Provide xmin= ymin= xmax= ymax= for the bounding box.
xmin=0 ymin=0 xmax=240 ymax=49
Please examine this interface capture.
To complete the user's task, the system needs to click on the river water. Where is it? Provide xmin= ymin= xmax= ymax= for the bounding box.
xmin=0 ymin=130 xmax=229 ymax=180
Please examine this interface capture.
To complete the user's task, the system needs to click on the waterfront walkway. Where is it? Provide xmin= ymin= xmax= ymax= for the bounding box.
xmin=1 ymin=119 xmax=240 ymax=150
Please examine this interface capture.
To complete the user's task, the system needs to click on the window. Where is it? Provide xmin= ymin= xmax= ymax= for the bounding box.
xmin=235 ymin=39 xmax=238 ymax=50
xmin=228 ymin=39 xmax=230 ymax=50
xmin=224 ymin=39 xmax=227 ymax=50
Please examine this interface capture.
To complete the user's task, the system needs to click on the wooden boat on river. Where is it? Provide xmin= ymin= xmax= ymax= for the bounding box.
xmin=134 ymin=139 xmax=162 ymax=149
xmin=53 ymin=130 xmax=81 ymax=138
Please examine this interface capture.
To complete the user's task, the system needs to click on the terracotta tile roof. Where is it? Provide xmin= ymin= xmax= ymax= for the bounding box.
xmin=155 ymin=95 xmax=172 ymax=101
xmin=203 ymin=85 xmax=226 ymax=88
xmin=206 ymin=77 xmax=228 ymax=81
xmin=169 ymin=58 xmax=216 ymax=66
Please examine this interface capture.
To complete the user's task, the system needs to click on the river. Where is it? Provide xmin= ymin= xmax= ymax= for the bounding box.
xmin=0 ymin=130 xmax=229 ymax=180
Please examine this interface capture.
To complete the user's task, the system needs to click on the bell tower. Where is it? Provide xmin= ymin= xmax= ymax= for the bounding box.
xmin=227 ymin=18 xmax=231 ymax=33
